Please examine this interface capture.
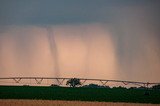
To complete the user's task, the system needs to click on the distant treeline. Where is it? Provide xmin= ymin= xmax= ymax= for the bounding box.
xmin=51 ymin=83 xmax=160 ymax=90
xmin=51 ymin=78 xmax=160 ymax=90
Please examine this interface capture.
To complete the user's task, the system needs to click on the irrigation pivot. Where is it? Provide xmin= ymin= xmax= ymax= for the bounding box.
xmin=0 ymin=77 xmax=159 ymax=88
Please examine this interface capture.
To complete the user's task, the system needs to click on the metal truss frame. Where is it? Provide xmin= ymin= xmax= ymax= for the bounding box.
xmin=0 ymin=77 xmax=159 ymax=88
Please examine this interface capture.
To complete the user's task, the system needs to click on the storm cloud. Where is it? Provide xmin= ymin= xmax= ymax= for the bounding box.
xmin=0 ymin=0 xmax=160 ymax=82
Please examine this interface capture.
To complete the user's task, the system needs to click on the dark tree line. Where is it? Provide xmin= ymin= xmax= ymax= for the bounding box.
xmin=51 ymin=78 xmax=160 ymax=90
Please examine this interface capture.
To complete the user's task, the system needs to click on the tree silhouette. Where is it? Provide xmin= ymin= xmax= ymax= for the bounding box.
xmin=66 ymin=78 xmax=81 ymax=87
xmin=152 ymin=84 xmax=160 ymax=90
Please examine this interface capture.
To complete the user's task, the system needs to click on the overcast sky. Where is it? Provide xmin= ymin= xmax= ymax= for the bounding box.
xmin=0 ymin=0 xmax=159 ymax=25
xmin=0 ymin=0 xmax=160 ymax=82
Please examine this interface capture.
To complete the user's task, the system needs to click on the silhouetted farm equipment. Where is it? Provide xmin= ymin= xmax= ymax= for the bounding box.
xmin=0 ymin=77 xmax=159 ymax=89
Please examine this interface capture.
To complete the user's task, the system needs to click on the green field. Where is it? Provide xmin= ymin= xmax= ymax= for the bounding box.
xmin=0 ymin=86 xmax=160 ymax=104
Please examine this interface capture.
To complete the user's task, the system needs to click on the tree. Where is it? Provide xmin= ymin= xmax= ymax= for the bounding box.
xmin=66 ymin=78 xmax=81 ymax=87
xmin=82 ymin=84 xmax=110 ymax=88
xmin=50 ymin=84 xmax=60 ymax=87
xmin=152 ymin=84 xmax=160 ymax=90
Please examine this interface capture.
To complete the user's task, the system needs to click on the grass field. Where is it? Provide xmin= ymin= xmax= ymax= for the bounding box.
xmin=0 ymin=86 xmax=160 ymax=104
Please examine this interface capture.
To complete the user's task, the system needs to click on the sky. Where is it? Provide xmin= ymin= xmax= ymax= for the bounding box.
xmin=0 ymin=0 xmax=160 ymax=82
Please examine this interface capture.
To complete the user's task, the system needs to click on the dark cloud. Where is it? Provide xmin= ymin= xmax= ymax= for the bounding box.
xmin=0 ymin=0 xmax=160 ymax=81
xmin=0 ymin=0 xmax=160 ymax=25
